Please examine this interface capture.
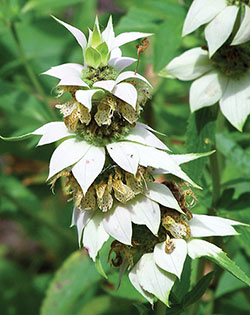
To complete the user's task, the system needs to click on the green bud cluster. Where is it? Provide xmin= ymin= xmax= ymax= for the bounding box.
xmin=84 ymin=21 xmax=110 ymax=68
xmin=81 ymin=66 xmax=118 ymax=86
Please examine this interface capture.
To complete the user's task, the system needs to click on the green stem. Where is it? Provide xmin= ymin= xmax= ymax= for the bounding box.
xmin=1 ymin=191 xmax=75 ymax=244
xmin=209 ymin=151 xmax=221 ymax=214
xmin=156 ymin=300 xmax=166 ymax=315
xmin=9 ymin=22 xmax=56 ymax=119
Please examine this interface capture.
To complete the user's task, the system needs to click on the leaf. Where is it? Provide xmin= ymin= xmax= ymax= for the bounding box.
xmin=207 ymin=251 xmax=250 ymax=286
xmin=22 ymin=0 xmax=83 ymax=13
xmin=0 ymin=133 xmax=33 ymax=141
xmin=216 ymin=133 xmax=250 ymax=178
xmin=41 ymin=251 xmax=101 ymax=315
xmin=185 ymin=107 xmax=217 ymax=183
xmin=182 ymin=272 xmax=214 ymax=308
xmin=215 ymin=252 xmax=249 ymax=298
xmin=154 ymin=7 xmax=185 ymax=72
xmin=95 ymin=254 xmax=108 ymax=279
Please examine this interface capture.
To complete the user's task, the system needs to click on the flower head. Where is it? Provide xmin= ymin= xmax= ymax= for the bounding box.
xmin=183 ymin=0 xmax=250 ymax=56
xmin=162 ymin=45 xmax=250 ymax=131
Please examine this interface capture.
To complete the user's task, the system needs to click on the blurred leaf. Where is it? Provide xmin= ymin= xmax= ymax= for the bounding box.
xmin=153 ymin=5 xmax=185 ymax=72
xmin=182 ymin=272 xmax=214 ymax=308
xmin=95 ymin=254 xmax=108 ymax=279
xmin=185 ymin=108 xmax=217 ymax=183
xmin=22 ymin=0 xmax=83 ymax=13
xmin=41 ymin=250 xmax=101 ymax=315
xmin=216 ymin=133 xmax=250 ymax=178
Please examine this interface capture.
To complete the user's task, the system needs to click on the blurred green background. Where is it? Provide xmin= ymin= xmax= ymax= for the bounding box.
xmin=0 ymin=0 xmax=249 ymax=314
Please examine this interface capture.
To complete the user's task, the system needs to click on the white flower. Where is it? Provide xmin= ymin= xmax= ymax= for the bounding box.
xmin=43 ymin=64 xmax=152 ymax=110
xmin=30 ymin=121 xmax=205 ymax=193
xmin=163 ymin=47 xmax=250 ymax=131
xmin=71 ymin=182 xmax=186 ymax=260
xmin=183 ymin=0 xmax=250 ymax=56
xmin=129 ymin=214 xmax=243 ymax=305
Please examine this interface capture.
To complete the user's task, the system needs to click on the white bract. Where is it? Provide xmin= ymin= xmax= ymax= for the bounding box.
xmin=71 ymin=182 xmax=185 ymax=260
xmin=129 ymin=214 xmax=243 ymax=305
xmin=29 ymin=121 xmax=207 ymax=193
xmin=183 ymin=0 xmax=250 ymax=56
xmin=164 ymin=47 xmax=250 ymax=131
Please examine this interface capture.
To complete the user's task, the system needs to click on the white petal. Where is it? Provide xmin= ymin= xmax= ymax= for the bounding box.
xmin=107 ymin=141 xmax=139 ymax=175
xmin=48 ymin=138 xmax=90 ymax=180
xmin=110 ymin=47 xmax=122 ymax=59
xmin=232 ymin=6 xmax=250 ymax=45
xmin=190 ymin=70 xmax=228 ymax=112
xmin=164 ymin=48 xmax=212 ymax=81
xmin=101 ymin=16 xmax=115 ymax=49
xmin=154 ymin=239 xmax=187 ymax=279
xmin=75 ymin=89 xmax=102 ymax=111
xmin=116 ymin=71 xmax=152 ymax=87
xmin=107 ymin=142 xmax=139 ymax=175
xmin=112 ymin=32 xmax=153 ymax=50
xmin=172 ymin=151 xmax=215 ymax=165
xmin=187 ymin=239 xmax=222 ymax=259
xmin=136 ymin=253 xmax=175 ymax=306
xmin=52 ymin=16 xmax=87 ymax=50
xmin=219 ymin=74 xmax=250 ymax=131
xmin=129 ymin=197 xmax=161 ymax=235
xmin=205 ymin=6 xmax=239 ymax=57
xmin=112 ymin=82 xmax=138 ymax=109
xmin=71 ymin=206 xmax=93 ymax=246
xmin=145 ymin=182 xmax=183 ymax=214
xmin=34 ymin=122 xmax=72 ymax=146
xmin=125 ymin=124 xmax=170 ymax=151
xmin=190 ymin=214 xmax=242 ymax=237
xmin=93 ymin=80 xmax=116 ymax=92
xmin=72 ymin=146 xmax=105 ymax=194
xmin=83 ymin=212 xmax=109 ymax=261
xmin=102 ymin=204 xmax=132 ymax=245
xmin=43 ymin=63 xmax=87 ymax=87
xmin=182 ymin=0 xmax=227 ymax=36
xmin=129 ymin=266 xmax=154 ymax=305
xmin=132 ymin=144 xmax=201 ymax=188
xmin=109 ymin=57 xmax=136 ymax=73
xmin=136 ymin=122 xmax=166 ymax=136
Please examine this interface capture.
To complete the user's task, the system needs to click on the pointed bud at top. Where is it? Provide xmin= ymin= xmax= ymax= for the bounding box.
xmin=90 ymin=17 xmax=102 ymax=48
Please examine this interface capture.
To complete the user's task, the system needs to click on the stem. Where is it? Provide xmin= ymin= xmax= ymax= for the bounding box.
xmin=1 ymin=191 xmax=75 ymax=244
xmin=209 ymin=151 xmax=221 ymax=214
xmin=9 ymin=22 xmax=56 ymax=119
xmin=156 ymin=300 xmax=166 ymax=315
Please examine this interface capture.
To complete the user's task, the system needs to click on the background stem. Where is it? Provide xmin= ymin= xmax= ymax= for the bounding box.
xmin=156 ymin=300 xmax=166 ymax=315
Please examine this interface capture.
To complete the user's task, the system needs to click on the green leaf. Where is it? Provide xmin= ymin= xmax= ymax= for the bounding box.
xmin=95 ymin=254 xmax=108 ymax=279
xmin=216 ymin=133 xmax=250 ymax=178
xmin=84 ymin=47 xmax=102 ymax=69
xmin=215 ymin=252 xmax=249 ymax=298
xmin=154 ymin=5 xmax=185 ymax=72
xmin=0 ymin=132 xmax=33 ymax=141
xmin=185 ymin=107 xmax=217 ymax=183
xmin=22 ymin=0 xmax=83 ymax=13
xmin=208 ymin=251 xmax=250 ymax=286
xmin=182 ymin=272 xmax=214 ymax=308
xmin=41 ymin=251 xmax=101 ymax=315
xmin=172 ymin=257 xmax=191 ymax=303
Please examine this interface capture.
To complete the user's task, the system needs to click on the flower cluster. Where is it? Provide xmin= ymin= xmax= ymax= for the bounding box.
xmin=162 ymin=0 xmax=250 ymax=131
xmin=2 ymin=15 xmax=247 ymax=306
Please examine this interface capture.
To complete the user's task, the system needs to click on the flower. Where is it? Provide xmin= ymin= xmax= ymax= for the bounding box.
xmin=29 ymin=121 xmax=206 ymax=194
xmin=52 ymin=15 xmax=152 ymax=68
xmin=182 ymin=0 xmax=250 ymax=56
xmin=71 ymin=181 xmax=187 ymax=260
xmin=129 ymin=213 xmax=244 ymax=305
xmin=162 ymin=46 xmax=250 ymax=131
